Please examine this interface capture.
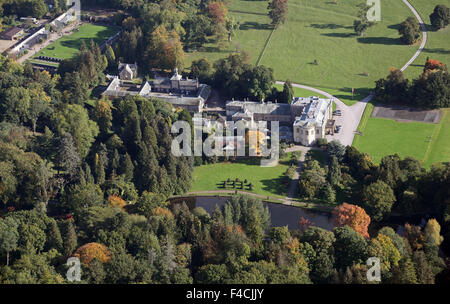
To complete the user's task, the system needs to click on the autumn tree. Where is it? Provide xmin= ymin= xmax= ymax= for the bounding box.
xmin=369 ymin=234 xmax=401 ymax=279
xmin=333 ymin=203 xmax=371 ymax=239
xmin=108 ymin=194 xmax=126 ymax=210
xmin=268 ymin=0 xmax=289 ymax=28
xmin=424 ymin=218 xmax=444 ymax=246
xmin=73 ymin=242 xmax=112 ymax=266
xmin=94 ymin=100 xmax=113 ymax=136
xmin=147 ymin=25 xmax=185 ymax=70
xmin=207 ymin=2 xmax=228 ymax=24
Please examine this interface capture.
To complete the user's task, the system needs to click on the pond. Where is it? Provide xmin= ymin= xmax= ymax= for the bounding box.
xmin=170 ymin=196 xmax=335 ymax=231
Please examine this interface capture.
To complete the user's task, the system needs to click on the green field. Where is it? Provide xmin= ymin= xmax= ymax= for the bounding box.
xmin=33 ymin=24 xmax=118 ymax=60
xmin=403 ymin=0 xmax=450 ymax=80
xmin=185 ymin=0 xmax=273 ymax=66
xmin=190 ymin=155 xmax=293 ymax=198
xmin=423 ymin=109 xmax=450 ymax=167
xmin=353 ymin=109 xmax=450 ymax=167
xmin=186 ymin=0 xmax=421 ymax=105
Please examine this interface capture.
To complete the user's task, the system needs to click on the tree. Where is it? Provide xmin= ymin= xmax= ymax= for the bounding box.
xmin=412 ymin=70 xmax=450 ymax=108
xmin=62 ymin=71 xmax=89 ymax=105
xmin=57 ymin=133 xmax=81 ymax=179
xmin=326 ymin=140 xmax=346 ymax=162
xmin=429 ymin=5 xmax=450 ymax=30
xmin=398 ymin=16 xmax=421 ymax=45
xmin=207 ymin=2 xmax=228 ymax=24
xmin=424 ymin=218 xmax=444 ymax=247
xmin=300 ymin=227 xmax=336 ymax=283
xmin=268 ymin=0 xmax=288 ymax=27
xmin=0 ymin=217 xmax=19 ymax=266
xmin=412 ymin=250 xmax=435 ymax=284
xmin=369 ymin=234 xmax=401 ymax=278
xmin=282 ymin=79 xmax=294 ymax=103
xmin=147 ymin=25 xmax=185 ymax=70
xmin=94 ymin=100 xmax=113 ymax=135
xmin=225 ymin=16 xmax=240 ymax=42
xmin=333 ymin=203 xmax=371 ymax=239
xmin=182 ymin=15 xmax=212 ymax=49
xmin=63 ymin=221 xmax=78 ymax=257
xmin=333 ymin=226 xmax=368 ymax=270
xmin=47 ymin=220 xmax=63 ymax=253
xmin=105 ymin=45 xmax=116 ymax=69
xmin=320 ymin=183 xmax=336 ymax=203
xmin=190 ymin=58 xmax=212 ymax=83
xmin=73 ymin=243 xmax=112 ymax=266
xmin=374 ymin=68 xmax=410 ymax=104
xmin=353 ymin=2 xmax=375 ymax=37
xmin=56 ymin=104 xmax=99 ymax=159
xmin=298 ymin=160 xmax=327 ymax=199
xmin=121 ymin=153 xmax=134 ymax=182
xmin=243 ymin=65 xmax=275 ymax=101
xmin=328 ymin=155 xmax=342 ymax=186
xmin=362 ymin=180 xmax=396 ymax=221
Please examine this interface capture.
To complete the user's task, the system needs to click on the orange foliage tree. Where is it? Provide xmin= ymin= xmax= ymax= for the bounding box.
xmin=73 ymin=243 xmax=112 ymax=266
xmin=424 ymin=59 xmax=445 ymax=72
xmin=333 ymin=203 xmax=371 ymax=239
xmin=108 ymin=194 xmax=126 ymax=210
xmin=208 ymin=2 xmax=228 ymax=23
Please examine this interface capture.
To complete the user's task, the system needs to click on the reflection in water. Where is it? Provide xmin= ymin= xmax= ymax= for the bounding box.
xmin=171 ymin=196 xmax=335 ymax=231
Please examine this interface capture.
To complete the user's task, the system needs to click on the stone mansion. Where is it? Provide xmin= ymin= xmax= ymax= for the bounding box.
xmin=226 ymin=96 xmax=334 ymax=146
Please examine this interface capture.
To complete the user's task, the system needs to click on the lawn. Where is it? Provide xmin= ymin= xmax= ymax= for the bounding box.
xmin=186 ymin=0 xmax=420 ymax=105
xmin=402 ymin=0 xmax=450 ymax=80
xmin=185 ymin=0 xmax=273 ymax=66
xmin=423 ymin=108 xmax=450 ymax=167
xmin=352 ymin=110 xmax=450 ymax=167
xmin=190 ymin=154 xmax=293 ymax=198
xmin=33 ymin=23 xmax=119 ymax=60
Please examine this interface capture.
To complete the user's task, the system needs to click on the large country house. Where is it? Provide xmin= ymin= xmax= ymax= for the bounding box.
xmin=103 ymin=69 xmax=211 ymax=113
xmin=225 ymin=96 xmax=334 ymax=146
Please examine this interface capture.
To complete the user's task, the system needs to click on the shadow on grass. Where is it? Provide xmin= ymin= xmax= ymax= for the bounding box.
xmin=260 ymin=176 xmax=288 ymax=196
xmin=357 ymin=36 xmax=402 ymax=45
xmin=198 ymin=46 xmax=229 ymax=53
xmin=387 ymin=23 xmax=401 ymax=31
xmin=423 ymin=48 xmax=450 ymax=55
xmin=321 ymin=32 xmax=355 ymax=38
xmin=229 ymin=9 xmax=268 ymax=16
xmin=311 ymin=23 xmax=353 ymax=30
xmin=239 ymin=21 xmax=272 ymax=30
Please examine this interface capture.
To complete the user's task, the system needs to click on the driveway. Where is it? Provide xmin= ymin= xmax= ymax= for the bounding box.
xmin=275 ymin=81 xmax=374 ymax=146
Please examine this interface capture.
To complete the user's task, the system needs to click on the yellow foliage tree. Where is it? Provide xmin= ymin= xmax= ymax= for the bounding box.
xmin=424 ymin=218 xmax=444 ymax=246
xmin=152 ymin=207 xmax=174 ymax=219
xmin=73 ymin=243 xmax=112 ymax=266
xmin=108 ymin=194 xmax=126 ymax=210
xmin=369 ymin=234 xmax=401 ymax=274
